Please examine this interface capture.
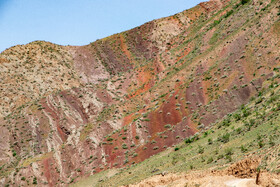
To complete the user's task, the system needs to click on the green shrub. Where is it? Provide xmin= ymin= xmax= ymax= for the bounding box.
xmin=209 ymin=33 xmax=219 ymax=45
xmin=122 ymin=143 xmax=128 ymax=149
xmin=218 ymin=133 xmax=230 ymax=143
xmin=233 ymin=113 xmax=241 ymax=121
xmin=258 ymin=141 xmax=264 ymax=148
xmin=255 ymin=97 xmax=263 ymax=104
xmin=213 ymin=20 xmax=221 ymax=26
xmin=240 ymin=145 xmax=248 ymax=153
xmin=222 ymin=118 xmax=231 ymax=127
xmin=225 ymin=155 xmax=232 ymax=162
xmin=185 ymin=135 xmax=199 ymax=144
xmin=224 ymin=10 xmax=234 ymax=18
xmin=208 ymin=138 xmax=213 ymax=145
xmin=12 ymin=150 xmax=17 ymax=157
xmin=153 ymin=146 xmax=159 ymax=150
xmin=198 ymin=146 xmax=204 ymax=154
xmin=164 ymin=124 xmax=171 ymax=128
xmin=33 ymin=177 xmax=37 ymax=184
xmin=207 ymin=157 xmax=213 ymax=164
xmin=269 ymin=136 xmax=275 ymax=147
xmin=225 ymin=148 xmax=233 ymax=156
xmin=241 ymin=0 xmax=250 ymax=5
xmin=236 ymin=127 xmax=242 ymax=134
xmin=217 ymin=154 xmax=224 ymax=160
xmin=242 ymin=110 xmax=250 ymax=118
xmin=185 ymin=138 xmax=192 ymax=144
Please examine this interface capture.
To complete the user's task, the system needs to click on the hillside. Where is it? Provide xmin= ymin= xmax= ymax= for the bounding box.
xmin=75 ymin=82 xmax=280 ymax=186
xmin=0 ymin=0 xmax=279 ymax=186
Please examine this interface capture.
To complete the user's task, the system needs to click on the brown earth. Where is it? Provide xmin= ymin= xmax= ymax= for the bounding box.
xmin=122 ymin=158 xmax=280 ymax=187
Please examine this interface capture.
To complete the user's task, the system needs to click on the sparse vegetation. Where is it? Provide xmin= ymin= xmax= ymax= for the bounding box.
xmin=1 ymin=0 xmax=280 ymax=186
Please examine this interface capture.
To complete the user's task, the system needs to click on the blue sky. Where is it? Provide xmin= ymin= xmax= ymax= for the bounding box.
xmin=0 ymin=0 xmax=204 ymax=52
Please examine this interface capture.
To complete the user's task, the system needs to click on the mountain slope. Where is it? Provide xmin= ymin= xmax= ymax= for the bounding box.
xmin=0 ymin=0 xmax=279 ymax=186
xmin=75 ymin=81 xmax=280 ymax=186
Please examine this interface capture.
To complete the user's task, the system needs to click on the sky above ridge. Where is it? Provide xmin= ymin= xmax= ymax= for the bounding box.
xmin=0 ymin=0 xmax=204 ymax=52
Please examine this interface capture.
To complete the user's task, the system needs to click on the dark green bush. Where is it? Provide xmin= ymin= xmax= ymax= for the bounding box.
xmin=122 ymin=143 xmax=128 ymax=149
xmin=222 ymin=118 xmax=231 ymax=127
xmin=207 ymin=157 xmax=213 ymax=164
xmin=225 ymin=148 xmax=233 ymax=156
xmin=241 ymin=0 xmax=250 ymax=5
xmin=240 ymin=145 xmax=248 ymax=153
xmin=198 ymin=146 xmax=204 ymax=154
xmin=185 ymin=138 xmax=192 ymax=144
xmin=225 ymin=155 xmax=232 ymax=162
xmin=269 ymin=136 xmax=275 ymax=147
xmin=225 ymin=10 xmax=234 ymax=18
xmin=185 ymin=135 xmax=199 ymax=144
xmin=217 ymin=154 xmax=224 ymax=160
xmin=236 ymin=127 xmax=242 ymax=134
xmin=218 ymin=133 xmax=230 ymax=143
xmin=233 ymin=113 xmax=241 ymax=121
xmin=107 ymin=137 xmax=113 ymax=141
xmin=242 ymin=108 xmax=251 ymax=118
xmin=258 ymin=141 xmax=264 ymax=148
xmin=12 ymin=150 xmax=17 ymax=157
xmin=33 ymin=177 xmax=37 ymax=185
xmin=213 ymin=20 xmax=221 ymax=26
xmin=208 ymin=138 xmax=213 ymax=145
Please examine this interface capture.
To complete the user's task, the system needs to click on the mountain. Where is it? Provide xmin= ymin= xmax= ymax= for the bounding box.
xmin=0 ymin=0 xmax=279 ymax=186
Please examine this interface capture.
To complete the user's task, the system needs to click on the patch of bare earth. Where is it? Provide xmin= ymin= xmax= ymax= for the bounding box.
xmin=122 ymin=158 xmax=280 ymax=187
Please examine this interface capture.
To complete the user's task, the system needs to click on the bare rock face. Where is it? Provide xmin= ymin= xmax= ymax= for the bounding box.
xmin=0 ymin=0 xmax=280 ymax=186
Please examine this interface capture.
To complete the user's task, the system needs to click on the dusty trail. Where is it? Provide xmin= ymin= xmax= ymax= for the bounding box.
xmin=122 ymin=158 xmax=280 ymax=187
xmin=123 ymin=173 xmax=259 ymax=187
xmin=225 ymin=178 xmax=257 ymax=187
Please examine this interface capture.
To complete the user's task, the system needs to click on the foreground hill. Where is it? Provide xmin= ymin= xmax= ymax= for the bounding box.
xmin=76 ymin=80 xmax=280 ymax=186
xmin=0 ymin=0 xmax=279 ymax=186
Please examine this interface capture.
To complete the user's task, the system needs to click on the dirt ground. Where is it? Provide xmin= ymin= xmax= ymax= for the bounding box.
xmin=123 ymin=173 xmax=257 ymax=187
xmin=122 ymin=158 xmax=280 ymax=187
xmin=122 ymin=172 xmax=280 ymax=187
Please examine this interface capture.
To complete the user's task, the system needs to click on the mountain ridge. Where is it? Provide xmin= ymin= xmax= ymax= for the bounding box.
xmin=0 ymin=0 xmax=279 ymax=186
